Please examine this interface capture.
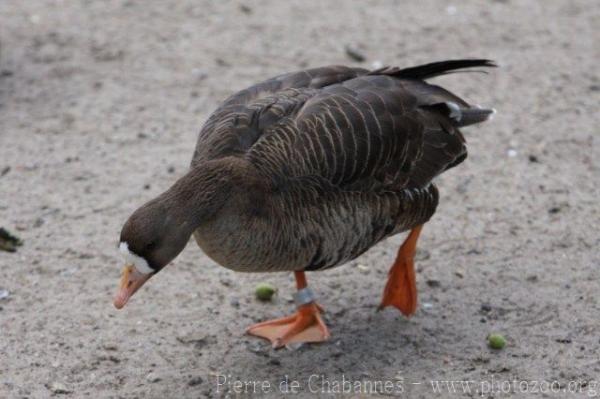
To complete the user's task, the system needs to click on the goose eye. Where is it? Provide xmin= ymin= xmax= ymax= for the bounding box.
xmin=145 ymin=241 xmax=158 ymax=251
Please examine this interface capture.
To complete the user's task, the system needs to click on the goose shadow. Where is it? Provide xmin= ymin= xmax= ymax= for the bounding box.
xmin=179 ymin=303 xmax=463 ymax=398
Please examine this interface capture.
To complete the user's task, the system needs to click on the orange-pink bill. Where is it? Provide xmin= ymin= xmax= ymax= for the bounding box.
xmin=113 ymin=264 xmax=151 ymax=309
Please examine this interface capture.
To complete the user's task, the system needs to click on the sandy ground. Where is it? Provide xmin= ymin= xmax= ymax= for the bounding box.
xmin=1 ymin=1 xmax=599 ymax=398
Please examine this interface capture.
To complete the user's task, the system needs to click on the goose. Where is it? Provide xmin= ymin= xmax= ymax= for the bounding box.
xmin=113 ymin=59 xmax=496 ymax=348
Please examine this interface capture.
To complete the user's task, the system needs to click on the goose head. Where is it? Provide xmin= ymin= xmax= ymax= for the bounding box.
xmin=113 ymin=158 xmax=240 ymax=309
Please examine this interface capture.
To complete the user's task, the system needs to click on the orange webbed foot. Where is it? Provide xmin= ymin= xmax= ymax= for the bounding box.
xmin=378 ymin=225 xmax=423 ymax=316
xmin=378 ymin=255 xmax=417 ymax=316
xmin=246 ymin=302 xmax=330 ymax=348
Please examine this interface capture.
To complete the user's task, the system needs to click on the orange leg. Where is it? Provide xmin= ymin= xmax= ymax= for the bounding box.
xmin=246 ymin=271 xmax=330 ymax=348
xmin=378 ymin=224 xmax=423 ymax=316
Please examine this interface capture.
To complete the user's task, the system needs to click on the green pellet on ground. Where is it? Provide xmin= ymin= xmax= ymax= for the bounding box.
xmin=488 ymin=334 xmax=507 ymax=350
xmin=255 ymin=283 xmax=277 ymax=301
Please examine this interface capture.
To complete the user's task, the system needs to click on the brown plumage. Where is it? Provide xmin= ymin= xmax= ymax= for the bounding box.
xmin=190 ymin=60 xmax=495 ymax=273
xmin=114 ymin=59 xmax=496 ymax=347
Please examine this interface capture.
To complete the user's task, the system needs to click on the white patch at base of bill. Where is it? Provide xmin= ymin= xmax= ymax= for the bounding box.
xmin=119 ymin=242 xmax=153 ymax=274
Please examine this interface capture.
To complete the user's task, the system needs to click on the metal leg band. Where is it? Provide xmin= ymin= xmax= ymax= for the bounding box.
xmin=293 ymin=287 xmax=316 ymax=307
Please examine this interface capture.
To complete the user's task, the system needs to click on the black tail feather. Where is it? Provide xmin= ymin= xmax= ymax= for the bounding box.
xmin=371 ymin=59 xmax=497 ymax=80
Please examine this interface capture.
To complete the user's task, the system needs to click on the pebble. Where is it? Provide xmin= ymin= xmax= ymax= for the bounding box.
xmin=219 ymin=278 xmax=232 ymax=287
xmin=333 ymin=307 xmax=347 ymax=317
xmin=356 ymin=264 xmax=370 ymax=274
xmin=344 ymin=45 xmax=366 ymax=62
xmin=48 ymin=382 xmax=72 ymax=394
xmin=191 ymin=68 xmax=208 ymax=80
xmin=285 ymin=342 xmax=304 ymax=351
xmin=239 ymin=4 xmax=252 ymax=14
xmin=146 ymin=372 xmax=161 ymax=383
xmin=415 ymin=249 xmax=431 ymax=261
xmin=177 ymin=333 xmax=211 ymax=349
xmin=589 ymin=84 xmax=600 ymax=92
xmin=480 ymin=303 xmax=492 ymax=313
xmin=269 ymin=358 xmax=281 ymax=366
xmin=215 ymin=58 xmax=230 ymax=67
xmin=526 ymin=274 xmax=538 ymax=283
xmin=229 ymin=297 xmax=240 ymax=308
xmin=246 ymin=341 xmax=268 ymax=354
xmin=426 ymin=279 xmax=441 ymax=288
xmin=0 ymin=289 xmax=9 ymax=300
xmin=188 ymin=376 xmax=203 ymax=386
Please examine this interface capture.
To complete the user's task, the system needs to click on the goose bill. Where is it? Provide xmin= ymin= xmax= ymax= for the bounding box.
xmin=113 ymin=264 xmax=151 ymax=309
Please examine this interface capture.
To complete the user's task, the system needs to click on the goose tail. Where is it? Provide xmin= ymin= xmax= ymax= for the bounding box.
xmin=370 ymin=59 xmax=497 ymax=80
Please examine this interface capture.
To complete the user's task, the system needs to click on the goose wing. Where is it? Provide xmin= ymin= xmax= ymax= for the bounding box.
xmin=247 ymin=65 xmax=493 ymax=191
xmin=194 ymin=60 xmax=495 ymax=190
xmin=191 ymin=66 xmax=367 ymax=167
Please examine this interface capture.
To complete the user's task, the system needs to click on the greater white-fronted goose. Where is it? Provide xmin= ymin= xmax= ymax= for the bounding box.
xmin=114 ymin=59 xmax=496 ymax=348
